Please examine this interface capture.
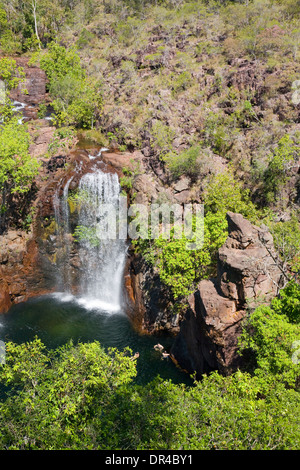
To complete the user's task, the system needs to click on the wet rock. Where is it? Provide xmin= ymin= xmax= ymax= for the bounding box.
xmin=102 ymin=151 xmax=138 ymax=169
xmin=47 ymin=155 xmax=67 ymax=173
xmin=0 ymin=268 xmax=12 ymax=313
xmin=0 ymin=232 xmax=51 ymax=313
xmin=127 ymin=253 xmax=176 ymax=334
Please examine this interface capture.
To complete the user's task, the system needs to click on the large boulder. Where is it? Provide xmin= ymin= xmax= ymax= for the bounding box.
xmin=218 ymin=212 xmax=282 ymax=309
xmin=171 ymin=212 xmax=283 ymax=377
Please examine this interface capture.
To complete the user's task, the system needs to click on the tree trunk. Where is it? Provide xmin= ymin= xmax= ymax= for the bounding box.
xmin=32 ymin=0 xmax=41 ymax=49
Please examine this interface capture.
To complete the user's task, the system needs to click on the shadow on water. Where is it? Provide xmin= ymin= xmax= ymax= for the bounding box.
xmin=0 ymin=295 xmax=193 ymax=386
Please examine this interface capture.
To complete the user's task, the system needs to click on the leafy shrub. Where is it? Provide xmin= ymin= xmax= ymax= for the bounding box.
xmin=134 ymin=169 xmax=260 ymax=300
xmin=0 ymin=57 xmax=25 ymax=91
xmin=267 ymin=213 xmax=300 ymax=275
xmin=165 ymin=145 xmax=202 ymax=180
xmin=150 ymin=120 xmax=176 ymax=159
xmin=170 ymin=70 xmax=193 ymax=95
xmin=38 ymin=41 xmax=84 ymax=83
xmin=264 ymin=134 xmax=299 ymax=202
xmin=76 ymin=28 xmax=95 ymax=49
xmin=0 ymin=117 xmax=39 ymax=196
xmin=73 ymin=225 xmax=100 ymax=247
xmin=147 ymin=211 xmax=227 ymax=299
xmin=204 ymin=170 xmax=259 ymax=222
xmin=37 ymin=42 xmax=102 ymax=128
xmin=0 ymin=334 xmax=299 ymax=450
xmin=272 ymin=281 xmax=300 ymax=324
xmin=0 ymin=117 xmax=40 ymax=231
xmin=239 ymin=282 xmax=300 ymax=388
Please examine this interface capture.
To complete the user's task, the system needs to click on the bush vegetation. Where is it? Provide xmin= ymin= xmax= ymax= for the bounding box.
xmin=0 ymin=282 xmax=299 ymax=450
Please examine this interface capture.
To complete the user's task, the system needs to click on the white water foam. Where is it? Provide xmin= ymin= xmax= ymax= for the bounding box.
xmin=88 ymin=148 xmax=109 ymax=160
xmin=77 ymin=171 xmax=127 ymax=312
xmin=76 ymin=297 xmax=121 ymax=313
xmin=50 ymin=292 xmax=122 ymax=314
xmin=53 ymin=169 xmax=127 ymax=314
xmin=13 ymin=101 xmax=26 ymax=112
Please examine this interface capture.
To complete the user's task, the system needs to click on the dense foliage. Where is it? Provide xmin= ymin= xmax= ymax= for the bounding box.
xmin=0 ymin=58 xmax=40 ymax=231
xmin=0 ymin=117 xmax=39 ymax=196
xmin=134 ymin=169 xmax=261 ymax=299
xmin=0 ymin=282 xmax=299 ymax=450
xmin=33 ymin=41 xmax=103 ymax=128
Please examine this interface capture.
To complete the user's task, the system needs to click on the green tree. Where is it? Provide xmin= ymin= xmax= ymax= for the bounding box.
xmin=264 ymin=134 xmax=299 ymax=202
xmin=0 ymin=117 xmax=39 ymax=195
xmin=38 ymin=41 xmax=84 ymax=83
xmin=204 ymin=170 xmax=259 ymax=222
xmin=0 ymin=339 xmax=137 ymax=449
xmin=0 ymin=57 xmax=25 ymax=92
xmin=37 ymin=42 xmax=102 ymax=128
xmin=239 ymin=282 xmax=300 ymax=388
xmin=0 ymin=0 xmax=65 ymax=50
xmin=1 ymin=336 xmax=299 ymax=450
xmin=267 ymin=213 xmax=300 ymax=281
xmin=134 ymin=169 xmax=260 ymax=300
xmin=50 ymin=74 xmax=102 ymax=128
xmin=165 ymin=145 xmax=202 ymax=181
xmin=0 ymin=117 xmax=40 ymax=231
xmin=271 ymin=280 xmax=300 ymax=324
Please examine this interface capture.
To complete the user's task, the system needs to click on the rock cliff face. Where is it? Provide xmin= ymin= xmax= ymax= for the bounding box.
xmin=127 ymin=253 xmax=178 ymax=333
xmin=170 ymin=212 xmax=283 ymax=377
xmin=0 ymin=232 xmax=50 ymax=313
xmin=10 ymin=57 xmax=48 ymax=121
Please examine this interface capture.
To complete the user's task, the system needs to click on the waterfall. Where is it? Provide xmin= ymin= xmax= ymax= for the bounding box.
xmin=76 ymin=170 xmax=127 ymax=312
xmin=53 ymin=176 xmax=73 ymax=292
xmin=53 ymin=169 xmax=127 ymax=313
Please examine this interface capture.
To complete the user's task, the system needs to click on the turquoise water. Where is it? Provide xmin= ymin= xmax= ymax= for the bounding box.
xmin=0 ymin=294 xmax=192 ymax=386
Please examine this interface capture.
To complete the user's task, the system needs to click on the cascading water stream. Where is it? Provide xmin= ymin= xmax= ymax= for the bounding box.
xmin=76 ymin=170 xmax=127 ymax=312
xmin=54 ymin=168 xmax=127 ymax=314
xmin=0 ymin=164 xmax=191 ymax=385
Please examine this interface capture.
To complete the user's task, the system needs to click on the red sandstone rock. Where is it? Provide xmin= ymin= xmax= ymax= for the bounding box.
xmin=171 ymin=211 xmax=283 ymax=377
xmin=10 ymin=58 xmax=47 ymax=112
xmin=0 ymin=267 xmax=12 ymax=313
xmin=218 ymin=212 xmax=282 ymax=307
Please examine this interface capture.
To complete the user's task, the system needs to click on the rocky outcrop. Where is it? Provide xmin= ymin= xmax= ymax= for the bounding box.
xmin=127 ymin=253 xmax=179 ymax=334
xmin=218 ymin=212 xmax=282 ymax=308
xmin=10 ymin=57 xmax=48 ymax=121
xmin=0 ymin=231 xmax=53 ymax=313
xmin=170 ymin=211 xmax=283 ymax=377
